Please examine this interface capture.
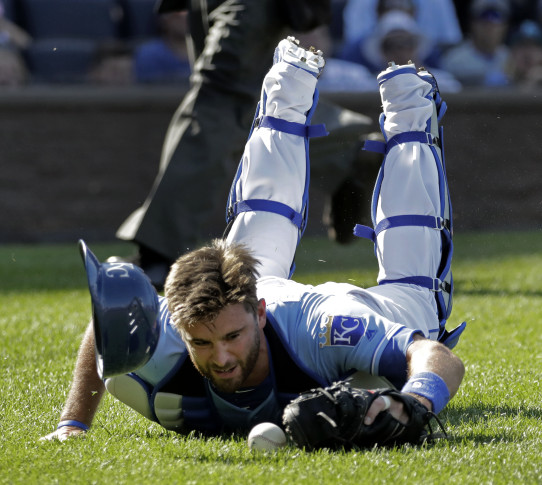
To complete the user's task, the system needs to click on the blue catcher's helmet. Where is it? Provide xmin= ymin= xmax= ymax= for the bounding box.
xmin=79 ymin=240 xmax=161 ymax=379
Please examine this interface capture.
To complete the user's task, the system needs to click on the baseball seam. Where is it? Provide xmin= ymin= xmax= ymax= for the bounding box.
xmin=252 ymin=435 xmax=285 ymax=447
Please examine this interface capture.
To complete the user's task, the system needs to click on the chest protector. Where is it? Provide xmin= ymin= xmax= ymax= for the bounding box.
xmin=105 ymin=318 xmax=326 ymax=435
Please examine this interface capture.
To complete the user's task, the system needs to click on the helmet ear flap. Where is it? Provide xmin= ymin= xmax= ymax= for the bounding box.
xmin=79 ymin=240 xmax=161 ymax=379
xmin=92 ymin=305 xmax=105 ymax=378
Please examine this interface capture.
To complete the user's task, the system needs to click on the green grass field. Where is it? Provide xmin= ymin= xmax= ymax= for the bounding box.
xmin=2 ymin=231 xmax=541 ymax=484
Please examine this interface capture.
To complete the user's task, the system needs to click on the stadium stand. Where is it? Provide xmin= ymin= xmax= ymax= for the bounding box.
xmin=20 ymin=0 xmax=123 ymax=82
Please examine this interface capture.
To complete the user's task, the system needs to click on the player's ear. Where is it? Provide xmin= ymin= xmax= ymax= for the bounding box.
xmin=257 ymin=299 xmax=266 ymax=328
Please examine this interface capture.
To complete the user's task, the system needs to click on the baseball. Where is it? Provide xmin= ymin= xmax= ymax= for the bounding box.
xmin=247 ymin=422 xmax=287 ymax=451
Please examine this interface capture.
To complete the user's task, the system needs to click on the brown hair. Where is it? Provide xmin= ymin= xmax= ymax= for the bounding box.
xmin=164 ymin=239 xmax=260 ymax=331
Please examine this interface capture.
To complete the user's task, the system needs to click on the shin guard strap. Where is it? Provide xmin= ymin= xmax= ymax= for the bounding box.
xmin=257 ymin=116 xmax=328 ymax=138
xmin=232 ymin=199 xmax=303 ymax=230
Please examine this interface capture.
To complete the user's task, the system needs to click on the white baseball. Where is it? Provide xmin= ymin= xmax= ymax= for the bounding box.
xmin=247 ymin=422 xmax=287 ymax=451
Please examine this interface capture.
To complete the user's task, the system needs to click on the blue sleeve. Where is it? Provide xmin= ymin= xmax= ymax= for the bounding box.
xmin=377 ymin=328 xmax=420 ymax=389
xmin=314 ymin=313 xmax=421 ymax=387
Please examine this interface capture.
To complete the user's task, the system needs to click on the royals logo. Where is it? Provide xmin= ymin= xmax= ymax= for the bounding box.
xmin=319 ymin=315 xmax=374 ymax=348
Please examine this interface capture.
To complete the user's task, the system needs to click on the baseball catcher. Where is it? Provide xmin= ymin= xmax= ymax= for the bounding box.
xmin=43 ymin=38 xmax=464 ymax=444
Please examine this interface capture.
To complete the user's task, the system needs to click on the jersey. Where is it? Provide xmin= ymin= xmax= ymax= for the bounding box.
xmin=116 ymin=272 xmax=437 ymax=434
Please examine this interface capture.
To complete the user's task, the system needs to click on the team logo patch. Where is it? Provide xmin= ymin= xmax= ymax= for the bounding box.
xmin=319 ymin=315 xmax=373 ymax=348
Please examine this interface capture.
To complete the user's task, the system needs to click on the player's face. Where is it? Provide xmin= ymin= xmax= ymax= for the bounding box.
xmin=181 ymin=300 xmax=268 ymax=393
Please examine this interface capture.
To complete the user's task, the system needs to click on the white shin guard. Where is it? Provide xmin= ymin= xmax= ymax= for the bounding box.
xmin=355 ymin=63 xmax=465 ymax=348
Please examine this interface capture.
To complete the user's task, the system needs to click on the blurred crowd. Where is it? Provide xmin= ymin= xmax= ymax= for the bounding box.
xmin=4 ymin=0 xmax=542 ymax=92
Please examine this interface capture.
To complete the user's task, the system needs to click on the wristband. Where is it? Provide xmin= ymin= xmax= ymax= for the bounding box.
xmin=401 ymin=371 xmax=450 ymax=414
xmin=57 ymin=420 xmax=89 ymax=431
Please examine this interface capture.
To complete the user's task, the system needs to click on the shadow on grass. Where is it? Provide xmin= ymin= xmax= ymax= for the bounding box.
xmin=0 ymin=242 xmax=135 ymax=292
xmin=1 ymin=230 xmax=541 ymax=291
xmin=444 ymin=404 xmax=542 ymax=445
xmin=454 ymin=286 xmax=542 ymax=298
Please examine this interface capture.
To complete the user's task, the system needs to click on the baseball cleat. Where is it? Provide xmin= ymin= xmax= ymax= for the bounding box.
xmin=273 ymin=36 xmax=325 ymax=77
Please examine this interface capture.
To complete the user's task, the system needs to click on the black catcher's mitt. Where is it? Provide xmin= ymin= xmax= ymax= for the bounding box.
xmin=282 ymin=380 xmax=443 ymax=450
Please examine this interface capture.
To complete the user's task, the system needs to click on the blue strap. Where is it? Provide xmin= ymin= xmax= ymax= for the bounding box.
xmin=257 ymin=115 xmax=328 ymax=138
xmin=57 ymin=419 xmax=89 ymax=431
xmin=380 ymin=276 xmax=443 ymax=292
xmin=438 ymin=320 xmax=466 ymax=350
xmin=387 ymin=131 xmax=437 ymax=150
xmin=363 ymin=139 xmax=386 ymax=154
xmin=354 ymin=214 xmax=447 ymax=243
xmin=377 ymin=65 xmax=417 ymax=84
xmin=363 ymin=131 xmax=438 ymax=155
xmin=376 ymin=215 xmax=446 ymax=234
xmin=233 ymin=199 xmax=303 ymax=229
xmin=435 ymin=92 xmax=447 ymax=122
xmin=353 ymin=224 xmax=376 ymax=242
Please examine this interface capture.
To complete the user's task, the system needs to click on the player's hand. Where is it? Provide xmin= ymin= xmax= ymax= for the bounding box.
xmin=364 ymin=395 xmax=409 ymax=425
xmin=40 ymin=426 xmax=86 ymax=442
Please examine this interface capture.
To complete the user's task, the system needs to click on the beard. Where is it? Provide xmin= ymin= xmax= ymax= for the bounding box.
xmin=190 ymin=327 xmax=261 ymax=394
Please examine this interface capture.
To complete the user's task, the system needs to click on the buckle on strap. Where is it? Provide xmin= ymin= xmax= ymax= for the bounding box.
xmin=379 ymin=276 xmax=444 ymax=292
xmin=257 ymin=115 xmax=328 ymax=138
xmin=363 ymin=131 xmax=439 ymax=155
xmin=375 ymin=215 xmax=447 ymax=235
xmin=386 ymin=131 xmax=437 ymax=150
xmin=353 ymin=215 xmax=449 ymax=243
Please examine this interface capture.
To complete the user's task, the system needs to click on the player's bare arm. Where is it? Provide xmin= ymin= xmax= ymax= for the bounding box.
xmin=41 ymin=321 xmax=104 ymax=441
xmin=365 ymin=335 xmax=465 ymax=425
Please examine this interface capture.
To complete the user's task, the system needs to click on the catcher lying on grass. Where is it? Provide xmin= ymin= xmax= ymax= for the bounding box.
xmin=43 ymin=37 xmax=465 ymax=449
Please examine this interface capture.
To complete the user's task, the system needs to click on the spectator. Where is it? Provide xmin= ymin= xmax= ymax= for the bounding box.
xmin=133 ymin=11 xmax=191 ymax=84
xmin=507 ymin=19 xmax=542 ymax=89
xmin=441 ymin=0 xmax=512 ymax=88
xmin=296 ymin=25 xmax=377 ymax=92
xmin=88 ymin=41 xmax=134 ymax=85
xmin=507 ymin=0 xmax=540 ymax=39
xmin=342 ymin=0 xmax=463 ymax=54
xmin=0 ymin=0 xmax=31 ymax=85
xmin=341 ymin=10 xmax=461 ymax=92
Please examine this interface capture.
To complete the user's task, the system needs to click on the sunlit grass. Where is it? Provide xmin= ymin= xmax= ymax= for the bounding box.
xmin=2 ymin=231 xmax=541 ymax=484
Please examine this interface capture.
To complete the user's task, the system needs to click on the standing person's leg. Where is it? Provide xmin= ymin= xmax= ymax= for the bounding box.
xmin=116 ymin=0 xmax=286 ymax=277
xmin=115 ymin=0 xmax=375 ymax=289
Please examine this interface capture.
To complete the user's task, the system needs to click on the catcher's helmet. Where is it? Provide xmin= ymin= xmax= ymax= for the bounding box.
xmin=79 ymin=240 xmax=161 ymax=379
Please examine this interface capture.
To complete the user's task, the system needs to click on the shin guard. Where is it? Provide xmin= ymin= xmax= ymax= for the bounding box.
xmin=355 ymin=63 xmax=465 ymax=348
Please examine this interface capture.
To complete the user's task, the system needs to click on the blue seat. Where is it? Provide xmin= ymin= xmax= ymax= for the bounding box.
xmin=20 ymin=0 xmax=122 ymax=40
xmin=25 ymin=38 xmax=97 ymax=83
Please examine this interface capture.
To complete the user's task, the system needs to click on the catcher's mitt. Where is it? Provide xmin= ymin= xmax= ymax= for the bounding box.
xmin=282 ymin=380 xmax=444 ymax=450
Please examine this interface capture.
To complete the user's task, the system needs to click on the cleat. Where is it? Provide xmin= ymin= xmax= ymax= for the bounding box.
xmin=273 ymin=36 xmax=325 ymax=77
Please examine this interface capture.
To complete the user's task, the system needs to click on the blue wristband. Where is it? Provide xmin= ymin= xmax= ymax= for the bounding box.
xmin=401 ymin=372 xmax=450 ymax=414
xmin=57 ymin=420 xmax=89 ymax=431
